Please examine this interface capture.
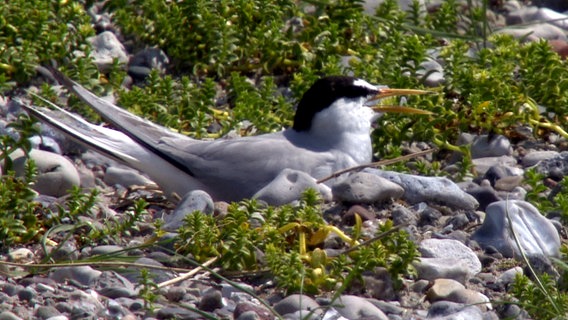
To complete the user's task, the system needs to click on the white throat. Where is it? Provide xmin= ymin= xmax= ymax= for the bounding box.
xmin=308 ymin=97 xmax=376 ymax=164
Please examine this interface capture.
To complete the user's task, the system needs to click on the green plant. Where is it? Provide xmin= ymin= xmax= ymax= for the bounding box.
xmin=0 ymin=113 xmax=38 ymax=170
xmin=0 ymin=162 xmax=39 ymax=250
xmin=0 ymin=0 xmax=94 ymax=90
xmin=175 ymin=190 xmax=418 ymax=294
xmin=510 ymin=273 xmax=568 ymax=320
xmin=138 ymin=268 xmax=159 ymax=312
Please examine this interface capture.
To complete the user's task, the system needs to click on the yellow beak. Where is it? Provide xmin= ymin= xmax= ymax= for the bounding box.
xmin=370 ymin=88 xmax=433 ymax=115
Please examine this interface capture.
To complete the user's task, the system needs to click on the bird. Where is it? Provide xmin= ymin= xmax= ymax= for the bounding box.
xmin=24 ymin=72 xmax=429 ymax=202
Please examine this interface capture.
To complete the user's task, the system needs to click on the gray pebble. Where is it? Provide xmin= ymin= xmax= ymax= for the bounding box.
xmin=472 ymin=200 xmax=561 ymax=258
xmin=427 ymin=301 xmax=483 ymax=319
xmin=198 ymin=288 xmax=224 ymax=312
xmin=420 ymin=239 xmax=482 ymax=276
xmin=418 ymin=58 xmax=445 ymax=87
xmin=50 ymin=239 xmax=79 ymax=262
xmin=368 ymin=299 xmax=404 ymax=315
xmin=49 ymin=266 xmax=102 ymax=287
xmin=67 ymin=290 xmax=105 ymax=318
xmin=333 ymin=295 xmax=388 ymax=320
xmin=391 ymin=204 xmax=418 ymax=226
xmin=253 ymin=168 xmax=332 ymax=205
xmin=497 ymin=267 xmax=523 ymax=287
xmin=273 ymin=294 xmax=321 ymax=316
xmin=94 ymin=271 xmax=136 ymax=298
xmin=0 ymin=311 xmax=23 ymax=320
xmin=414 ymin=258 xmax=471 ymax=284
xmin=471 ymin=156 xmax=518 ymax=177
xmin=17 ymin=287 xmax=36 ymax=301
xmin=507 ymin=6 xmax=568 ymax=30
xmin=29 ymin=135 xmax=62 ymax=154
xmin=221 ymin=282 xmax=254 ymax=299
xmin=499 ymin=304 xmax=526 ymax=319
xmin=45 ymin=316 xmax=69 ymax=320
xmin=103 ymin=166 xmax=156 ymax=189
xmin=362 ymin=268 xmax=395 ymax=301
xmin=129 ymin=48 xmax=170 ymax=75
xmin=35 ymin=306 xmax=61 ymax=320
xmin=417 ymin=205 xmax=442 ymax=227
xmin=1 ymin=284 xmax=21 ymax=296
xmin=468 ymin=134 xmax=512 ymax=159
xmin=465 ymin=186 xmax=500 ymax=212
xmin=237 ymin=310 xmax=260 ymax=320
xmin=106 ymin=299 xmax=129 ymax=318
xmin=366 ymin=169 xmax=478 ymax=210
xmin=521 ymin=150 xmax=560 ymax=167
xmin=89 ymin=245 xmax=126 ymax=257
xmin=332 ymin=172 xmax=404 ymax=204
xmin=88 ymin=31 xmax=129 ymax=72
xmin=11 ymin=149 xmax=80 ymax=197
xmin=155 ymin=306 xmax=202 ymax=320
xmin=163 ymin=190 xmax=214 ymax=232
xmin=496 ymin=23 xmax=567 ymax=42
xmin=234 ymin=302 xmax=273 ymax=320
xmin=535 ymin=151 xmax=568 ymax=179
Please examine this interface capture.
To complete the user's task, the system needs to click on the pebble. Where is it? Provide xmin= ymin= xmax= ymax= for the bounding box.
xmin=465 ymin=186 xmax=500 ymax=212
xmin=535 ymin=151 xmax=568 ymax=180
xmin=468 ymin=134 xmax=512 ymax=159
xmin=198 ymin=288 xmax=224 ymax=312
xmin=93 ymin=271 xmax=137 ymax=298
xmin=163 ymin=190 xmax=214 ymax=231
xmin=103 ymin=166 xmax=157 ymax=189
xmin=427 ymin=278 xmax=464 ymax=301
xmin=414 ymin=258 xmax=471 ymax=284
xmin=35 ymin=306 xmax=61 ymax=319
xmin=496 ymin=22 xmax=568 ymax=41
xmin=446 ymin=289 xmax=491 ymax=311
xmin=366 ymin=169 xmax=479 ymax=210
xmin=426 ymin=301 xmax=484 ymax=319
xmin=472 ymin=200 xmax=561 ymax=258
xmin=521 ymin=150 xmax=560 ymax=167
xmin=253 ymin=168 xmax=332 ymax=205
xmin=87 ymin=31 xmax=129 ymax=71
xmin=11 ymin=149 xmax=80 ymax=197
xmin=129 ymin=47 xmax=170 ymax=76
xmin=507 ymin=6 xmax=568 ymax=31
xmin=155 ymin=306 xmax=203 ymax=320
xmin=234 ymin=302 xmax=273 ymax=320
xmin=419 ymin=238 xmax=482 ymax=276
xmin=497 ymin=266 xmax=524 ymax=287
xmin=0 ymin=311 xmax=22 ymax=320
xmin=361 ymin=267 xmax=395 ymax=300
xmin=332 ymin=172 xmax=404 ymax=204
xmin=333 ymin=295 xmax=388 ymax=320
xmin=273 ymin=294 xmax=321 ymax=316
xmin=391 ymin=204 xmax=418 ymax=226
xmin=417 ymin=57 xmax=445 ymax=87
xmin=471 ymin=156 xmax=518 ymax=177
xmin=29 ymin=135 xmax=62 ymax=154
xmin=49 ymin=266 xmax=102 ymax=287
xmin=7 ymin=248 xmax=34 ymax=263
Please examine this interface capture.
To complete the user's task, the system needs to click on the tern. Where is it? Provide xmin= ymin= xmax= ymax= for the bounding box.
xmin=24 ymin=72 xmax=429 ymax=202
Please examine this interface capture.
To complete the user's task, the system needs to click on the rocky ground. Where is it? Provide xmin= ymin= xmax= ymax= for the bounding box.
xmin=2 ymin=0 xmax=568 ymax=319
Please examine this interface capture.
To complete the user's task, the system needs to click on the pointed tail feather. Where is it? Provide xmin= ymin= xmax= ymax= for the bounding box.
xmin=47 ymin=68 xmax=195 ymax=177
xmin=24 ymin=93 xmax=143 ymax=165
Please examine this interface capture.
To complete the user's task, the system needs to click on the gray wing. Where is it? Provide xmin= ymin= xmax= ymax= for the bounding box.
xmin=158 ymin=133 xmax=337 ymax=201
xmin=49 ymin=69 xmax=196 ymax=176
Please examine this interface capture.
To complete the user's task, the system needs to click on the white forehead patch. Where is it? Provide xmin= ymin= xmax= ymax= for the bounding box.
xmin=353 ymin=78 xmax=378 ymax=91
